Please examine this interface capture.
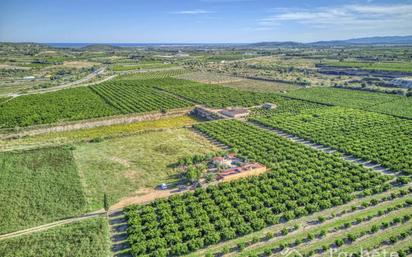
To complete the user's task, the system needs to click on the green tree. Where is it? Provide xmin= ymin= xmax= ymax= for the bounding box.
xmin=103 ymin=193 xmax=109 ymax=213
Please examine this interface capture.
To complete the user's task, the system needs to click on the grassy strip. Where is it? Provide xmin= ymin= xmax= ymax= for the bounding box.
xmin=0 ymin=217 xmax=110 ymax=257
xmin=0 ymin=115 xmax=199 ymax=152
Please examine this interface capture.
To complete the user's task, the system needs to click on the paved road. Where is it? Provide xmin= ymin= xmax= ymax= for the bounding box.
xmin=4 ymin=67 xmax=109 ymax=98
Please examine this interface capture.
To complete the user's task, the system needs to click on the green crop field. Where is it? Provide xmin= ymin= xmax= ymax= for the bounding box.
xmin=252 ymin=107 xmax=412 ymax=174
xmin=184 ymin=187 xmax=412 ymax=257
xmin=0 ymin=147 xmax=86 ymax=234
xmin=149 ymin=78 xmax=286 ymax=108
xmin=0 ymin=87 xmax=119 ymax=128
xmin=112 ymin=62 xmax=178 ymax=71
xmin=90 ymin=80 xmax=193 ymax=114
xmin=115 ymin=69 xmax=187 ymax=80
xmin=370 ymin=97 xmax=412 ymax=119
xmin=123 ymin=119 xmax=391 ymax=257
xmin=1 ymin=40 xmax=412 ymax=257
xmin=324 ymin=61 xmax=412 ymax=72
xmin=0 ymin=217 xmax=110 ymax=257
xmin=286 ymin=87 xmax=412 ymax=119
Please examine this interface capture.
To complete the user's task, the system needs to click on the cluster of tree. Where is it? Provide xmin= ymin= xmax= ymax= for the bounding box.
xmin=0 ymin=87 xmax=119 ymax=128
xmin=124 ymin=119 xmax=391 ymax=257
xmin=253 ymin=106 xmax=412 ymax=174
xmin=151 ymin=77 xmax=287 ymax=108
xmin=90 ymin=79 xmax=193 ymax=114
xmin=175 ymin=151 xmax=226 ymax=167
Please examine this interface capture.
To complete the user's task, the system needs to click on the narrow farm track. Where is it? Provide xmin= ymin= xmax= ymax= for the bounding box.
xmin=0 ymin=210 xmax=105 ymax=241
xmin=248 ymin=121 xmax=398 ymax=176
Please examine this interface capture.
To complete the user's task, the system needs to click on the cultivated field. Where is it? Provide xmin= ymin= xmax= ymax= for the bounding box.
xmin=0 ymin=147 xmax=86 ymax=234
xmin=252 ymin=107 xmax=412 ymax=173
xmin=286 ymin=87 xmax=412 ymax=119
xmin=0 ymin=217 xmax=110 ymax=257
xmin=1 ymin=43 xmax=411 ymax=257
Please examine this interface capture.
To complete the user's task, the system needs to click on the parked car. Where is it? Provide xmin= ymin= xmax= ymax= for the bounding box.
xmin=159 ymin=183 xmax=168 ymax=190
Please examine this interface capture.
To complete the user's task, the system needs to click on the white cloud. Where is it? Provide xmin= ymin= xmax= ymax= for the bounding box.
xmin=171 ymin=9 xmax=213 ymax=15
xmin=256 ymin=4 xmax=412 ymax=33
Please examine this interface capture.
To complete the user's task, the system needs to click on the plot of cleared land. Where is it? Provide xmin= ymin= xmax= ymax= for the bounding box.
xmin=0 ymin=147 xmax=86 ymax=234
xmin=61 ymin=61 xmax=99 ymax=68
xmin=73 ymin=128 xmax=218 ymax=211
xmin=222 ymin=79 xmax=299 ymax=93
xmin=177 ymin=71 xmax=243 ymax=84
xmin=112 ymin=62 xmax=177 ymax=71
xmin=0 ymin=217 xmax=110 ymax=257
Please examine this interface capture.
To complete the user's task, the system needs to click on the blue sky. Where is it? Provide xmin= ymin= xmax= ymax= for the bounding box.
xmin=1 ymin=0 xmax=412 ymax=43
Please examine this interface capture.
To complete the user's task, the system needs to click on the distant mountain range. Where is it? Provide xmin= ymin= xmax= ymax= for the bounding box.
xmin=248 ymin=35 xmax=412 ymax=48
xmin=3 ymin=35 xmax=412 ymax=49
